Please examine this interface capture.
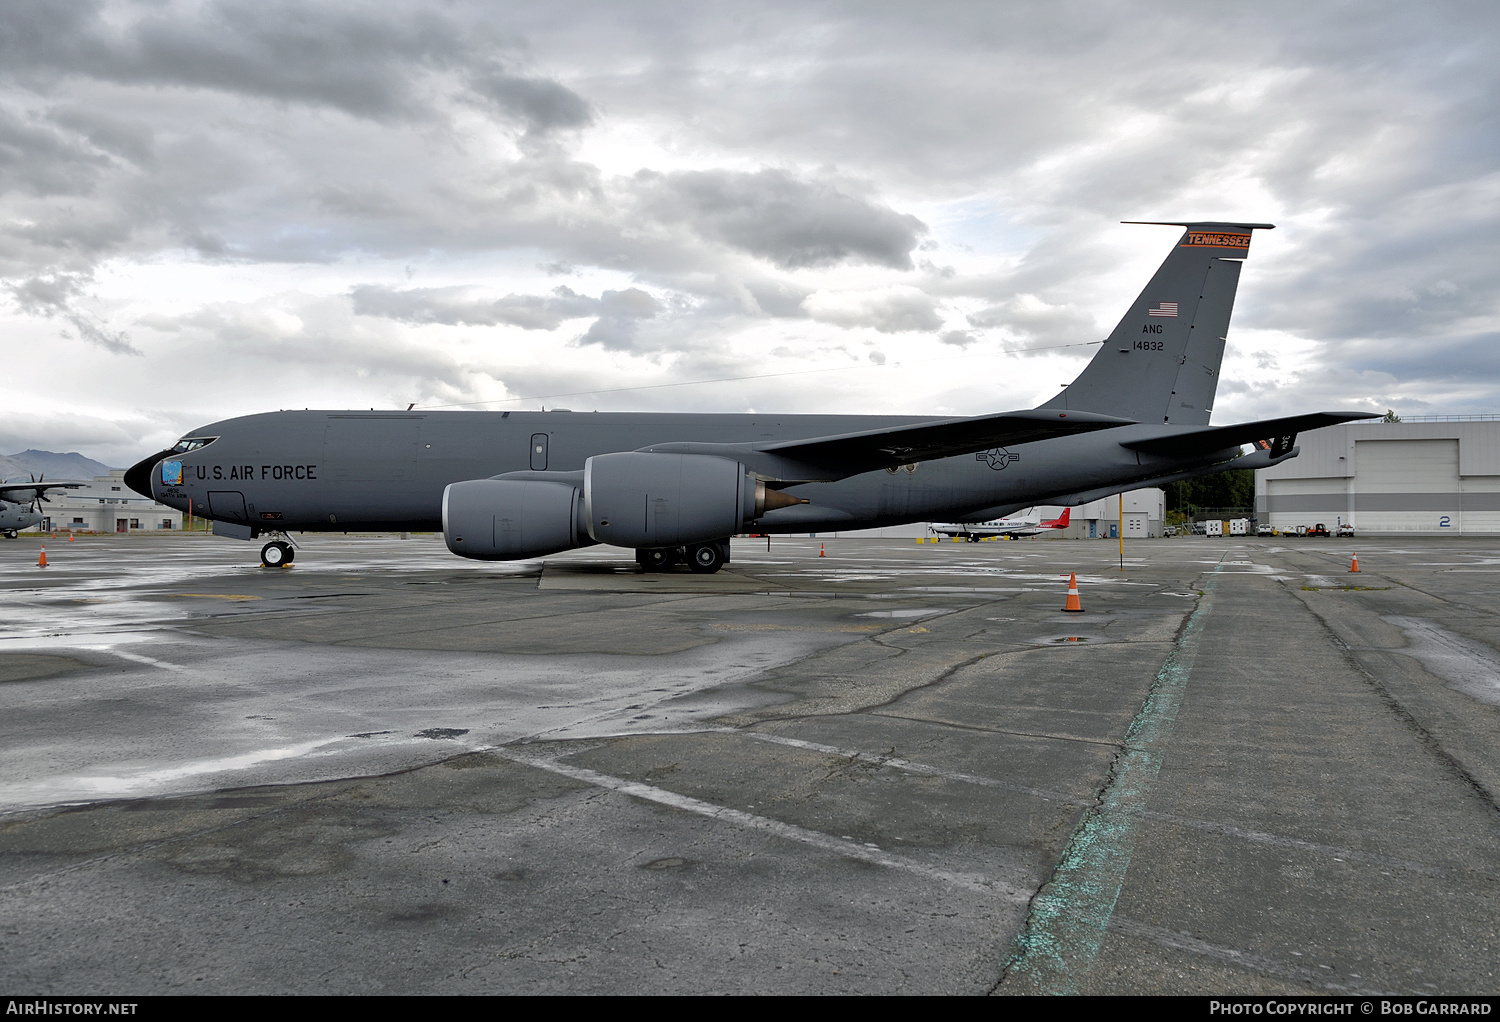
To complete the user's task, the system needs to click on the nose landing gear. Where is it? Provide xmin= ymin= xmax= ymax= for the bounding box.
xmin=260 ymin=540 xmax=295 ymax=567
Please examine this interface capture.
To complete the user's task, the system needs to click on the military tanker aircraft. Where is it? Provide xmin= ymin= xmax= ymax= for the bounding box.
xmin=126 ymin=221 xmax=1377 ymax=572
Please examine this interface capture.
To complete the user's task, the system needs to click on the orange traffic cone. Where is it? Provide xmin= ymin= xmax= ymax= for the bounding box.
xmin=67 ymin=533 xmax=74 ymax=542
xmin=38 ymin=546 xmax=47 ymax=568
xmin=819 ymin=542 xmax=826 ymax=557
xmin=1350 ymin=553 xmax=1360 ymax=573
xmin=1062 ymin=572 xmax=1084 ymax=612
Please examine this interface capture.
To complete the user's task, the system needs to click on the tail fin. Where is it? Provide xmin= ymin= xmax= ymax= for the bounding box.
xmin=1040 ymin=222 xmax=1273 ymax=425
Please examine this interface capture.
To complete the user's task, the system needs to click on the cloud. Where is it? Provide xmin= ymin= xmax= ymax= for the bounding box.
xmin=348 ymin=282 xmax=665 ymax=349
xmin=803 ymin=286 xmax=944 ymax=333
xmin=469 ymin=71 xmax=593 ymax=135
xmin=0 ymin=1 xmax=476 ymax=121
xmin=578 ymin=288 xmax=663 ymax=350
xmin=3 ymin=0 xmax=1500 ymax=461
xmin=0 ymin=105 xmax=110 ymax=197
xmin=5 ymin=272 xmax=138 ymax=354
xmin=967 ymin=294 xmax=1100 ymax=347
xmin=743 ymin=279 xmax=812 ymax=318
xmin=350 ymin=284 xmax=599 ymax=329
xmin=634 ymin=168 xmax=926 ymax=270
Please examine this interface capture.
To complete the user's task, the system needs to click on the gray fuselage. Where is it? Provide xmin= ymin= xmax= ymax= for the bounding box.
xmin=0 ymin=503 xmax=42 ymax=534
xmin=141 ymin=409 xmax=1231 ymax=536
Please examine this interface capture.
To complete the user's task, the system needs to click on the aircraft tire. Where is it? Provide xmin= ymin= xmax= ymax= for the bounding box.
xmin=3 ymin=530 xmax=15 ymax=539
xmin=638 ymin=547 xmax=677 ymax=572
xmin=687 ymin=542 xmax=725 ymax=574
xmin=261 ymin=541 xmax=294 ymax=567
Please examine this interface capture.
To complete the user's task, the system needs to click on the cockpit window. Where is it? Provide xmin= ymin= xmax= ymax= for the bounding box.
xmin=171 ymin=437 xmax=218 ymax=453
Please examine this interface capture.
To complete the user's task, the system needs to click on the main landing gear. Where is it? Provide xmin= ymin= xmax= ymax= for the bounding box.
xmin=635 ymin=540 xmax=729 ymax=575
xmin=260 ymin=539 xmax=296 ymax=567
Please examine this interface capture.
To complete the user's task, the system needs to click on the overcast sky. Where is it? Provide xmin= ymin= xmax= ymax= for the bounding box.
xmin=2 ymin=0 xmax=1496 ymax=466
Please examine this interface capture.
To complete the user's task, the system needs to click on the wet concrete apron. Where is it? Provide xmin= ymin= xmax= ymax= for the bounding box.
xmin=0 ymin=534 xmax=1497 ymax=993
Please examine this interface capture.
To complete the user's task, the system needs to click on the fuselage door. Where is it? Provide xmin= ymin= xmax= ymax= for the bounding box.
xmin=530 ymin=433 xmax=549 ymax=471
xmin=207 ymin=490 xmax=248 ymax=522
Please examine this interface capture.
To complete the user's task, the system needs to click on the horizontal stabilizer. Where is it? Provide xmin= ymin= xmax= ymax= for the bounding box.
xmin=1120 ymin=412 xmax=1380 ymax=458
xmin=1030 ymin=444 xmax=1302 ymax=511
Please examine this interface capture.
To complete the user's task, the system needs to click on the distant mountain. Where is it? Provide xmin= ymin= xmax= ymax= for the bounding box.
xmin=0 ymin=450 xmax=115 ymax=482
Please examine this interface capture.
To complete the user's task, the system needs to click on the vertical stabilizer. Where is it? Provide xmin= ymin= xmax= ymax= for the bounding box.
xmin=1040 ymin=222 xmax=1272 ymax=423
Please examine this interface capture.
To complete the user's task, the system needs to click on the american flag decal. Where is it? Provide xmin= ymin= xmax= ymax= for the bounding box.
xmin=1147 ymin=301 xmax=1178 ymax=318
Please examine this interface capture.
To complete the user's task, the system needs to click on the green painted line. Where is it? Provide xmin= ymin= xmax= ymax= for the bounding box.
xmin=999 ymin=565 xmax=1222 ymax=995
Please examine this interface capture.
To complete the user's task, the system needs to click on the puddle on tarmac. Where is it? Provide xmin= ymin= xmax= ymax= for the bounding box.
xmin=1383 ymin=616 xmax=1500 ymax=707
xmin=855 ymin=608 xmax=946 ymax=618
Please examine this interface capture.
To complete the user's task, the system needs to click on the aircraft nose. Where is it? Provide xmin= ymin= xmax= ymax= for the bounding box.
xmin=125 ymin=449 xmax=174 ymax=500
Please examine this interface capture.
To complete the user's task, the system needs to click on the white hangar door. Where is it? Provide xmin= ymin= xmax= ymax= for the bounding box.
xmin=1354 ymin=439 xmax=1459 ymax=532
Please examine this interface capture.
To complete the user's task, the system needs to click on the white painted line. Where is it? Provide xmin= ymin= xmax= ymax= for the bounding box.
xmin=1109 ymin=916 xmax=1378 ymax=994
xmin=1144 ymin=811 xmax=1442 ymax=875
xmin=739 ymin=732 xmax=1437 ymax=873
xmin=740 ymin=731 xmax=1090 ymax=806
xmin=496 ymin=748 xmax=1028 ymax=901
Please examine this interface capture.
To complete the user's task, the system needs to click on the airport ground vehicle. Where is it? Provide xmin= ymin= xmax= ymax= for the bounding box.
xmin=1308 ymin=523 xmax=1330 ymax=537
xmin=1204 ymin=520 xmax=1224 ymax=537
xmin=1337 ymin=523 xmax=1355 ymax=537
xmin=127 ymin=222 xmax=1376 ymax=571
xmin=1256 ymin=523 xmax=1273 ymax=536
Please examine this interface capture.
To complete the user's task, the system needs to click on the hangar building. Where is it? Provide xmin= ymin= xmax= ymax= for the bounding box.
xmin=1256 ymin=417 xmax=1500 ymax=534
xmin=35 ymin=470 xmax=183 ymax=533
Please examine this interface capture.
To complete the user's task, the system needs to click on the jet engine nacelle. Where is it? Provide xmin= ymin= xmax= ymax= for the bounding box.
xmin=442 ymin=479 xmax=589 ymax=560
xmin=584 ymin=452 xmax=755 ymax=548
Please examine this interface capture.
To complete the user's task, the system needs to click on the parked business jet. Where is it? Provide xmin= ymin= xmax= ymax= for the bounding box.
xmin=930 ymin=506 xmax=1071 ymax=541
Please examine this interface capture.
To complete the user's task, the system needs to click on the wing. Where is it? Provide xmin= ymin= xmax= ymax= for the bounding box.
xmin=0 ymin=481 xmax=87 ymax=503
xmin=641 ymin=408 xmax=1135 ymax=481
xmin=1119 ymin=412 xmax=1380 ymax=459
xmin=759 ymin=408 xmax=1134 ymax=472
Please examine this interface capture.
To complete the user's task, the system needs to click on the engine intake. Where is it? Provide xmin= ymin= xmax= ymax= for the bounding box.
xmin=443 ymin=479 xmax=588 ymax=560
